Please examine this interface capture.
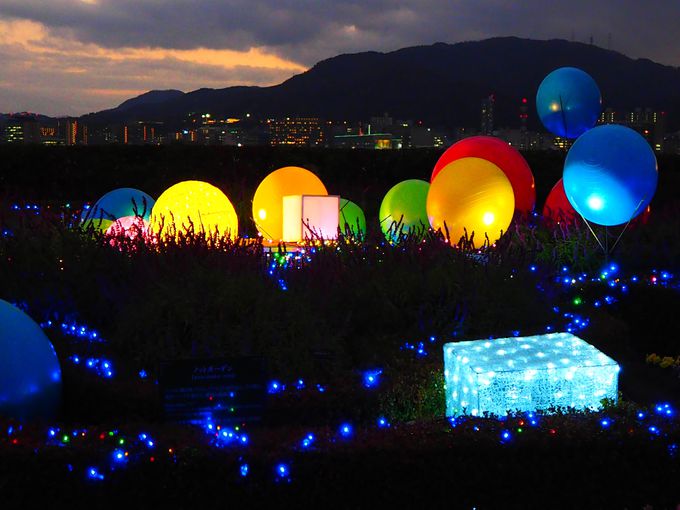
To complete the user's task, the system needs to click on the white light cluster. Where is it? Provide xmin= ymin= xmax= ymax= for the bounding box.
xmin=443 ymin=333 xmax=619 ymax=417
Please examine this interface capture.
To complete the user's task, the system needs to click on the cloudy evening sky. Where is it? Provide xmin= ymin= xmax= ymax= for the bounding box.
xmin=1 ymin=0 xmax=679 ymax=116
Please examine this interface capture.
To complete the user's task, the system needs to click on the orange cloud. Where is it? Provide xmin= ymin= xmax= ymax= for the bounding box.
xmin=0 ymin=18 xmax=307 ymax=115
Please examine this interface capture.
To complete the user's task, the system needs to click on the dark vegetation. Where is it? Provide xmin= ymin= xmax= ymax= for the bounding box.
xmin=0 ymin=146 xmax=679 ymax=508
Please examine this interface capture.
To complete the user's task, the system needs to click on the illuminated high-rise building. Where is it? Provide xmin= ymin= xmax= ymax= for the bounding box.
xmin=625 ymin=107 xmax=666 ymax=152
xmin=269 ymin=117 xmax=323 ymax=147
xmin=599 ymin=107 xmax=617 ymax=124
xmin=4 ymin=115 xmax=40 ymax=144
xmin=66 ymin=118 xmax=78 ymax=145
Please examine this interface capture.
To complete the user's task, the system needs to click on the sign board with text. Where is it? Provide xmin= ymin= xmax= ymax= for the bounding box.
xmin=160 ymin=357 xmax=266 ymax=425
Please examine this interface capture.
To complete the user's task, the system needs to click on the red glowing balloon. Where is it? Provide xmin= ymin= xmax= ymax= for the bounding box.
xmin=543 ymin=178 xmax=577 ymax=225
xmin=432 ymin=136 xmax=536 ymax=214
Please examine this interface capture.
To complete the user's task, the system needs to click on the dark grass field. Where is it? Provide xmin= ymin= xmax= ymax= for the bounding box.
xmin=1 ymin=146 xmax=679 ymax=508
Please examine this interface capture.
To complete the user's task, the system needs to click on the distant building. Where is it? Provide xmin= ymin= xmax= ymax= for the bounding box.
xmin=627 ymin=108 xmax=666 ymax=152
xmin=269 ymin=117 xmax=323 ymax=147
xmin=599 ymin=107 xmax=617 ymax=124
xmin=410 ymin=126 xmax=441 ymax=148
xmin=40 ymin=125 xmax=64 ymax=146
xmin=481 ymin=95 xmax=495 ymax=135
xmin=496 ymin=128 xmax=546 ymax=151
xmin=333 ymin=132 xmax=402 ymax=149
xmin=600 ymin=106 xmax=667 ymax=152
xmin=369 ymin=113 xmax=394 ymax=133
xmin=65 ymin=118 xmax=78 ymax=145
xmin=3 ymin=115 xmax=41 ymax=144
xmin=136 ymin=121 xmax=164 ymax=144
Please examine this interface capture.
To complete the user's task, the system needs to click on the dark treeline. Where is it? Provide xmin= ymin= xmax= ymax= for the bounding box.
xmin=1 ymin=145 xmax=678 ymax=236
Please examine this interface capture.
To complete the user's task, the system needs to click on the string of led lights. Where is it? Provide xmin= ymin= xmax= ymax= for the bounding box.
xmin=2 ymin=202 xmax=679 ymax=484
xmin=3 ymin=257 xmax=674 ymax=483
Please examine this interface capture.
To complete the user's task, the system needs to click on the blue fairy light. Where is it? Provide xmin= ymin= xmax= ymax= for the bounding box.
xmin=362 ymin=369 xmax=383 ymax=389
xmin=339 ymin=423 xmax=353 ymax=438
xmin=112 ymin=449 xmax=127 ymax=464
xmin=300 ymin=433 xmax=315 ymax=449
xmin=268 ymin=380 xmax=283 ymax=394
xmin=87 ymin=467 xmax=105 ymax=481
xmin=275 ymin=463 xmax=290 ymax=479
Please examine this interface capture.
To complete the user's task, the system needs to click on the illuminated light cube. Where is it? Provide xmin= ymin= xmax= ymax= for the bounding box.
xmin=282 ymin=195 xmax=340 ymax=242
xmin=443 ymin=333 xmax=619 ymax=417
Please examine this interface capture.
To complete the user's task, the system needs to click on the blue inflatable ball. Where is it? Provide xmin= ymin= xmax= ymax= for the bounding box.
xmin=0 ymin=299 xmax=62 ymax=420
xmin=81 ymin=188 xmax=155 ymax=225
xmin=536 ymin=67 xmax=601 ymax=139
xmin=563 ymin=125 xmax=658 ymax=226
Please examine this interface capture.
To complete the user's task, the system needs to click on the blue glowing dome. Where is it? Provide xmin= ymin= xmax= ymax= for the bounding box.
xmin=81 ymin=188 xmax=155 ymax=224
xmin=0 ymin=299 xmax=62 ymax=420
xmin=563 ymin=125 xmax=658 ymax=226
xmin=536 ymin=67 xmax=601 ymax=139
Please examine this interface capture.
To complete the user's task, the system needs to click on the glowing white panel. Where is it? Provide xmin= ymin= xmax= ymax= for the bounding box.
xmin=443 ymin=333 xmax=619 ymax=417
xmin=282 ymin=195 xmax=340 ymax=242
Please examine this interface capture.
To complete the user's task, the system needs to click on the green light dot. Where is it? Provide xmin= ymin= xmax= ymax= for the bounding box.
xmin=573 ymin=297 xmax=583 ymax=306
xmin=118 ymin=438 xmax=125 ymax=445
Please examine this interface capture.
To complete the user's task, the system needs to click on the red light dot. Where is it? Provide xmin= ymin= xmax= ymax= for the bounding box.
xmin=11 ymin=438 xmax=19 ymax=445
xmin=549 ymin=429 xmax=557 ymax=435
xmin=150 ymin=456 xmax=155 ymax=462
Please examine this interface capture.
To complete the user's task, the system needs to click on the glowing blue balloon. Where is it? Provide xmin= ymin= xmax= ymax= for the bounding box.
xmin=536 ymin=67 xmax=601 ymax=139
xmin=81 ymin=188 xmax=155 ymax=224
xmin=0 ymin=299 xmax=62 ymax=420
xmin=563 ymin=125 xmax=658 ymax=226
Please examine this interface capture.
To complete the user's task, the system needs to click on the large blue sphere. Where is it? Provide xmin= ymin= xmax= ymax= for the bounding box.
xmin=563 ymin=125 xmax=658 ymax=226
xmin=536 ymin=67 xmax=601 ymax=139
xmin=81 ymin=188 xmax=155 ymax=224
xmin=0 ymin=299 xmax=62 ymax=420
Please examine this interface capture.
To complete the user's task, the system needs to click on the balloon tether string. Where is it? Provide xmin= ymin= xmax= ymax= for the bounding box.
xmin=579 ymin=213 xmax=606 ymax=254
xmin=610 ymin=198 xmax=645 ymax=254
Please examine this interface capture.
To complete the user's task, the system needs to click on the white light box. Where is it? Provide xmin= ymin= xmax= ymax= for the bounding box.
xmin=443 ymin=333 xmax=619 ymax=417
xmin=282 ymin=195 xmax=340 ymax=242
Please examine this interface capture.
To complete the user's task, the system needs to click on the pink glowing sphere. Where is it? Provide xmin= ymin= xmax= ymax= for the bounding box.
xmin=105 ymin=216 xmax=149 ymax=241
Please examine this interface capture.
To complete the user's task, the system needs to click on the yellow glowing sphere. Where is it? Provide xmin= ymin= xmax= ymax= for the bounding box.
xmin=150 ymin=181 xmax=238 ymax=239
xmin=252 ymin=166 xmax=328 ymax=241
xmin=427 ymin=157 xmax=515 ymax=246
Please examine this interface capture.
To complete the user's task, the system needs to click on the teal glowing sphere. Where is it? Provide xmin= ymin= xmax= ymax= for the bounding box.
xmin=0 ymin=299 xmax=62 ymax=420
xmin=81 ymin=188 xmax=155 ymax=229
xmin=536 ymin=67 xmax=601 ymax=139
xmin=563 ymin=125 xmax=658 ymax=226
